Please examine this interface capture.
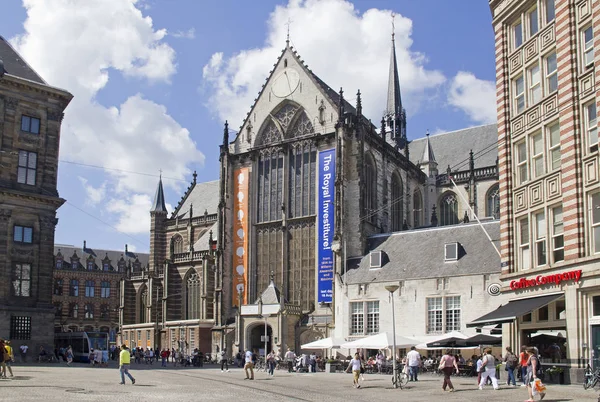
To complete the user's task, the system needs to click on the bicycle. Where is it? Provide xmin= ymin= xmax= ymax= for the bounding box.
xmin=584 ymin=364 xmax=600 ymax=390
xmin=254 ymin=358 xmax=266 ymax=372
xmin=391 ymin=366 xmax=409 ymax=389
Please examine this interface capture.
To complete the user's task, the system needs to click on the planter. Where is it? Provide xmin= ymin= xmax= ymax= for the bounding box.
xmin=546 ymin=372 xmax=564 ymax=384
xmin=325 ymin=362 xmax=337 ymax=373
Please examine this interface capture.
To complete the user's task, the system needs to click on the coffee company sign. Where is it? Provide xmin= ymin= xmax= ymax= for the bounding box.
xmin=509 ymin=269 xmax=582 ymax=290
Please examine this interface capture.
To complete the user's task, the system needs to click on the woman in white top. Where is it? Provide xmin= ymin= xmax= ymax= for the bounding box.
xmin=346 ymin=353 xmax=362 ymax=389
xmin=478 ymin=347 xmax=499 ymax=390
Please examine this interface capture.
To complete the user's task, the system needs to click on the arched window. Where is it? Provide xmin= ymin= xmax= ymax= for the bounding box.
xmin=100 ymin=305 xmax=110 ymax=319
xmin=288 ymin=111 xmax=314 ymax=138
xmin=363 ymin=153 xmax=377 ymax=224
xmin=390 ymin=171 xmax=404 ymax=231
xmin=54 ymin=302 xmax=62 ymax=318
xmin=486 ymin=185 xmax=500 ymax=219
xmin=413 ymin=190 xmax=423 ymax=228
xmin=288 ymin=141 xmax=317 ymax=218
xmin=440 ymin=193 xmax=459 ymax=226
xmin=257 ymin=149 xmax=284 ymax=222
xmin=172 ymin=235 xmax=184 ymax=254
xmin=84 ymin=304 xmax=94 ymax=319
xmin=70 ymin=303 xmax=78 ymax=318
xmin=257 ymin=120 xmax=283 ymax=146
xmin=85 ymin=280 xmax=95 ymax=297
xmin=186 ymin=271 xmax=200 ymax=320
xmin=140 ymin=287 xmax=147 ymax=323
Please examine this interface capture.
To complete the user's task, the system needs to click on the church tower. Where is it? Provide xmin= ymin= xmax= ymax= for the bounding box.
xmin=385 ymin=26 xmax=408 ymax=156
xmin=149 ymin=176 xmax=167 ymax=273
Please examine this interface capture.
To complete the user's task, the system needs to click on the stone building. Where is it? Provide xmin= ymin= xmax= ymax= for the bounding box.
xmin=53 ymin=243 xmax=148 ymax=343
xmin=120 ymin=35 xmax=500 ymax=358
xmin=0 ymin=36 xmax=72 ymax=349
xmin=471 ymin=0 xmax=600 ymax=382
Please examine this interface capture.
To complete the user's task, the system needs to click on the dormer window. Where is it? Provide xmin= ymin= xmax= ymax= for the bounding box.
xmin=103 ymin=263 xmax=109 ymax=271
xmin=87 ymin=261 xmax=94 ymax=271
xmin=71 ymin=260 xmax=79 ymax=270
xmin=370 ymin=251 xmax=383 ymax=269
xmin=56 ymin=259 xmax=63 ymax=269
xmin=444 ymin=243 xmax=459 ymax=261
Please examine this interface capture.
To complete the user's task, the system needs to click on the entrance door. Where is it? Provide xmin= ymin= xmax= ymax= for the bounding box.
xmin=249 ymin=324 xmax=272 ymax=356
xmin=592 ymin=325 xmax=600 ymax=369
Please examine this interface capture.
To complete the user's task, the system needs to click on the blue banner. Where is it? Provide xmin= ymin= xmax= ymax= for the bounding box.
xmin=317 ymin=148 xmax=335 ymax=303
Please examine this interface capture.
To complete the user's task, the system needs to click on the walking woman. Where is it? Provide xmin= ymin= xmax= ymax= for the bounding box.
xmin=439 ymin=349 xmax=459 ymax=392
xmin=266 ymin=350 xmax=276 ymax=376
xmin=478 ymin=348 xmax=499 ymax=390
xmin=503 ymin=346 xmax=518 ymax=386
xmin=66 ymin=345 xmax=73 ymax=366
xmin=524 ymin=347 xmax=545 ymax=401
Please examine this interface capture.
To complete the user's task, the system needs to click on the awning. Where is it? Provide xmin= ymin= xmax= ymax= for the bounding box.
xmin=300 ymin=337 xmax=345 ymax=350
xmin=340 ymin=333 xmax=419 ymax=350
xmin=467 ymin=293 xmax=563 ymax=327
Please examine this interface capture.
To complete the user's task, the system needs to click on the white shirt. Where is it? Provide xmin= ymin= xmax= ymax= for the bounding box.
xmin=245 ymin=350 xmax=253 ymax=363
xmin=407 ymin=350 xmax=421 ymax=366
xmin=350 ymin=358 xmax=361 ymax=371
xmin=20 ymin=345 xmax=28 ymax=353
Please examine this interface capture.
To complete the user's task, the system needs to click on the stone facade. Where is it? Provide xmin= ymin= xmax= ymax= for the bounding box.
xmin=0 ymin=37 xmax=72 ymax=350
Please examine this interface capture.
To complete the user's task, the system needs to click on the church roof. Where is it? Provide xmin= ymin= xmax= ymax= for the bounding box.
xmin=151 ymin=177 xmax=167 ymax=213
xmin=386 ymin=34 xmax=402 ymax=117
xmin=421 ymin=133 xmax=436 ymax=164
xmin=54 ymin=243 xmax=149 ymax=270
xmin=0 ymin=35 xmax=46 ymax=84
xmin=256 ymin=278 xmax=282 ymax=305
xmin=344 ymin=221 xmax=500 ymax=285
xmin=171 ymin=180 xmax=219 ymax=219
xmin=410 ymin=124 xmax=498 ymax=171
xmin=192 ymin=221 xmax=218 ymax=251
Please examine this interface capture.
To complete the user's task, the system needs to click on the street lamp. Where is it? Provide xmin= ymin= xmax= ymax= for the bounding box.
xmin=385 ymin=284 xmax=400 ymax=389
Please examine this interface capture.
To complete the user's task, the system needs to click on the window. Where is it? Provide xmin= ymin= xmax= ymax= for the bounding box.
xmin=20 ymin=115 xmax=40 ymax=134
xmin=545 ymin=52 xmax=557 ymax=93
xmin=103 ymin=263 xmax=109 ymax=271
xmin=363 ymin=153 xmax=378 ymax=224
xmin=527 ymin=7 xmax=538 ymax=37
xmin=519 ymin=217 xmax=531 ymax=270
xmin=538 ymin=305 xmax=549 ymax=321
xmin=84 ymin=304 xmax=94 ymax=319
xmin=56 ymin=259 xmax=63 ymax=269
xmin=552 ymin=206 xmax=564 ymax=262
xmin=87 ymin=261 xmax=94 ymax=270
xmin=257 ymin=150 xmax=284 ymax=222
xmin=445 ymin=296 xmax=461 ymax=331
xmin=413 ymin=190 xmax=423 ymax=228
xmin=101 ymin=281 xmax=110 ymax=298
xmin=390 ymin=172 xmax=404 ymax=231
xmin=12 ymin=263 xmax=31 ymax=297
xmin=70 ymin=303 xmax=79 ymax=318
xmin=13 ymin=225 xmax=33 ymax=243
xmin=529 ymin=65 xmax=541 ymax=104
xmin=516 ymin=141 xmax=528 ymax=185
xmin=10 ymin=316 xmax=31 ymax=340
xmin=53 ymin=278 xmax=63 ymax=296
xmin=366 ymin=301 xmax=379 ymax=334
xmin=440 ymin=193 xmax=459 ymax=226
xmin=70 ymin=279 xmax=79 ymax=297
xmin=522 ymin=312 xmax=532 ymax=322
xmin=555 ymin=299 xmax=565 ymax=319
xmin=427 ymin=297 xmax=443 ymax=334
xmin=593 ymin=296 xmax=600 ymax=316
xmin=17 ymin=150 xmax=37 ymax=185
xmin=514 ymin=76 xmax=525 ymax=114
xmin=591 ymin=193 xmax=600 ymax=254
xmin=584 ymin=27 xmax=594 ymax=67
xmin=531 ymin=132 xmax=544 ymax=178
xmin=586 ymin=102 xmax=597 ymax=150
xmin=486 ymin=185 xmax=500 ymax=219
xmin=186 ymin=272 xmax=200 ymax=320
xmin=545 ymin=0 xmax=555 ymax=23
xmin=547 ymin=122 xmax=560 ymax=171
xmin=288 ymin=142 xmax=316 ymax=219
xmin=350 ymin=302 xmax=364 ymax=335
xmin=535 ymin=211 xmax=547 ymax=266
xmin=146 ymin=330 xmax=151 ymax=341
xmin=444 ymin=243 xmax=458 ymax=261
xmin=100 ymin=305 xmax=110 ymax=319
xmin=54 ymin=302 xmax=62 ymax=317
xmin=85 ymin=280 xmax=95 ymax=297
xmin=513 ymin=20 xmax=523 ymax=49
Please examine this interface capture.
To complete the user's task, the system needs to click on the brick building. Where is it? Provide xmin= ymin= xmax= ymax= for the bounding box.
xmin=53 ymin=243 xmax=148 ymax=342
xmin=0 ymin=36 xmax=72 ymax=349
xmin=469 ymin=0 xmax=600 ymax=382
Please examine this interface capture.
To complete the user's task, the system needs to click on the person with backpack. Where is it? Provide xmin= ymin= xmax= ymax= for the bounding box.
xmin=504 ymin=346 xmax=518 ymax=386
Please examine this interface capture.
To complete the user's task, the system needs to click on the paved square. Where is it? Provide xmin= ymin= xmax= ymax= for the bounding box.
xmin=1 ymin=362 xmax=596 ymax=401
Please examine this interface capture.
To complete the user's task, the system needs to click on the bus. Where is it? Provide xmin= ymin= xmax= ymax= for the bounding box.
xmin=54 ymin=331 xmax=109 ymax=363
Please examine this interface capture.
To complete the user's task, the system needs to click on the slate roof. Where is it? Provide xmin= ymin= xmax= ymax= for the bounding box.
xmin=54 ymin=244 xmax=149 ymax=271
xmin=151 ymin=177 xmax=167 ymax=213
xmin=256 ymin=279 xmax=282 ymax=305
xmin=410 ymin=124 xmax=498 ymax=171
xmin=192 ymin=221 xmax=218 ymax=251
xmin=344 ymin=221 xmax=500 ymax=285
xmin=0 ymin=35 xmax=46 ymax=84
xmin=173 ymin=180 xmax=219 ymax=219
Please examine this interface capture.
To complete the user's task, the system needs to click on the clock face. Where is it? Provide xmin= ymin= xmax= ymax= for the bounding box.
xmin=271 ymin=68 xmax=300 ymax=98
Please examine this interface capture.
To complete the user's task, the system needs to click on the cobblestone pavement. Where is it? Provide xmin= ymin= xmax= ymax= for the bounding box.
xmin=1 ymin=362 xmax=598 ymax=401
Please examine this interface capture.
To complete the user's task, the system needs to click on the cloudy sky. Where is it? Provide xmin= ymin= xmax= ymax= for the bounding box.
xmin=0 ymin=0 xmax=495 ymax=253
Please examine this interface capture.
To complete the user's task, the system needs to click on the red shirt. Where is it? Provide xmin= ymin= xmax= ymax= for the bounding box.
xmin=519 ymin=352 xmax=528 ymax=367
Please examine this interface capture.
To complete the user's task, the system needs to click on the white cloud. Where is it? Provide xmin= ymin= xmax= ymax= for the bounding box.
xmin=171 ymin=28 xmax=195 ymax=39
xmin=106 ymin=194 xmax=173 ymax=234
xmin=78 ymin=177 xmax=107 ymax=206
xmin=202 ymin=0 xmax=446 ymax=127
xmin=12 ymin=0 xmax=204 ymax=233
xmin=448 ymin=71 xmax=497 ymax=125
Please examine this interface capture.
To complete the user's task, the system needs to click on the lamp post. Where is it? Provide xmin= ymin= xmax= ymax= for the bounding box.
xmin=263 ymin=314 xmax=269 ymax=358
xmin=385 ymin=284 xmax=400 ymax=389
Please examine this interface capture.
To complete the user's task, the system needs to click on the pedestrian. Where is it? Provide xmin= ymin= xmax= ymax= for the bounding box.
xmin=66 ymin=346 xmax=73 ymax=366
xmin=19 ymin=343 xmax=28 ymax=363
xmin=346 ymin=352 xmax=362 ymax=389
xmin=244 ymin=348 xmax=254 ymax=380
xmin=267 ymin=350 xmax=276 ymax=376
xmin=309 ymin=353 xmax=317 ymax=373
xmin=3 ymin=340 xmax=14 ymax=378
xmin=406 ymin=346 xmax=421 ymax=381
xmin=439 ymin=349 xmax=459 ymax=392
xmin=478 ymin=347 xmax=499 ymax=391
xmin=119 ymin=344 xmax=136 ymax=385
xmin=519 ymin=345 xmax=529 ymax=386
xmin=524 ymin=346 xmax=545 ymax=401
xmin=220 ymin=347 xmax=229 ymax=372
xmin=376 ymin=351 xmax=385 ymax=374
xmin=503 ymin=346 xmax=518 ymax=386
xmin=0 ymin=340 xmax=8 ymax=379
xmin=285 ymin=348 xmax=296 ymax=373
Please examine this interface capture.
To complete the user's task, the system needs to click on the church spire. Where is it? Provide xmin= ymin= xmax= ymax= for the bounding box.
xmin=150 ymin=174 xmax=167 ymax=213
xmin=385 ymin=14 xmax=408 ymax=151
xmin=422 ymin=131 xmax=436 ymax=164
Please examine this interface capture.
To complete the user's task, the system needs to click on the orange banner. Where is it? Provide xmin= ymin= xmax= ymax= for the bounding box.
xmin=232 ymin=167 xmax=249 ymax=306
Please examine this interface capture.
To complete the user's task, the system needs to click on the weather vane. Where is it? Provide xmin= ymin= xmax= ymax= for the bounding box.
xmin=285 ymin=17 xmax=293 ymax=45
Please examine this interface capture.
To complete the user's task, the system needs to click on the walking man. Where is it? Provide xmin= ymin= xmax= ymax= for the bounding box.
xmin=406 ymin=346 xmax=421 ymax=381
xmin=285 ymin=348 xmax=296 ymax=373
xmin=220 ymin=347 xmax=229 ymax=372
xmin=19 ymin=343 xmax=28 ymax=363
xmin=244 ymin=348 xmax=254 ymax=380
xmin=119 ymin=345 xmax=136 ymax=385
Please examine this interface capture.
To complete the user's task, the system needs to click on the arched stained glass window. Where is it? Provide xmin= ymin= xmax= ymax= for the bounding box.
xmin=363 ymin=153 xmax=377 ymax=224
xmin=186 ymin=272 xmax=200 ymax=320
xmin=487 ymin=185 xmax=500 ymax=219
xmin=413 ymin=190 xmax=423 ymax=228
xmin=390 ymin=172 xmax=403 ymax=231
xmin=440 ymin=193 xmax=459 ymax=226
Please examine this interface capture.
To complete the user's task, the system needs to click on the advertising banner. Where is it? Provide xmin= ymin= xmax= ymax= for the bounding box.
xmin=317 ymin=149 xmax=335 ymax=303
xmin=232 ymin=167 xmax=249 ymax=306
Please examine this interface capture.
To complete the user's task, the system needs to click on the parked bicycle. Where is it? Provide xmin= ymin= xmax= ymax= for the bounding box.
xmin=584 ymin=364 xmax=600 ymax=390
xmin=391 ymin=365 xmax=409 ymax=389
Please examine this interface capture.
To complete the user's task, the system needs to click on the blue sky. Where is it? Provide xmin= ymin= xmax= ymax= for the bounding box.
xmin=0 ymin=0 xmax=495 ymax=253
